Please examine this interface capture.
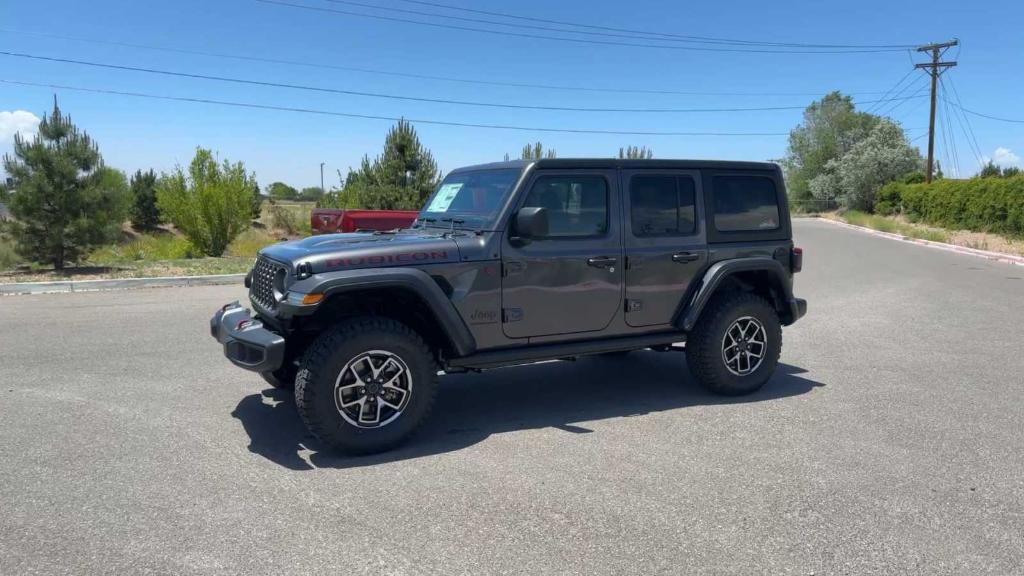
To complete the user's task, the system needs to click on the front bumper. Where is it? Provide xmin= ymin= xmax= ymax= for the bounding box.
xmin=210 ymin=301 xmax=286 ymax=373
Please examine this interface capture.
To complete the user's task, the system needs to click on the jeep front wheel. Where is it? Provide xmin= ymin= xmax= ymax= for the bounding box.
xmin=294 ymin=317 xmax=438 ymax=454
xmin=685 ymin=292 xmax=782 ymax=396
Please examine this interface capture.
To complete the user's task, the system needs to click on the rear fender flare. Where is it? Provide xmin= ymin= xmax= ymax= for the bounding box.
xmin=676 ymin=258 xmax=794 ymax=331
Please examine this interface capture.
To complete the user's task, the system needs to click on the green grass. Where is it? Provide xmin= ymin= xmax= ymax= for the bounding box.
xmin=87 ymin=234 xmax=196 ymax=264
xmin=842 ymin=210 xmax=949 ymax=243
xmin=226 ymin=228 xmax=279 ymax=258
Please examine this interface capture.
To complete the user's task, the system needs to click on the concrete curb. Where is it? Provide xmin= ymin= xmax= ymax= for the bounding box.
xmin=0 ymin=273 xmax=246 ymax=296
xmin=814 ymin=217 xmax=1024 ymax=267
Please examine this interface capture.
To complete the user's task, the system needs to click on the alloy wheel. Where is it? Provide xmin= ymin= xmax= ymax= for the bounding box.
xmin=334 ymin=350 xmax=413 ymax=428
xmin=721 ymin=316 xmax=767 ymax=376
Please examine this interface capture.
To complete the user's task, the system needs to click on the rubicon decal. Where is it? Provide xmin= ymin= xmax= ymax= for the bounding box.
xmin=326 ymin=251 xmax=449 ymax=269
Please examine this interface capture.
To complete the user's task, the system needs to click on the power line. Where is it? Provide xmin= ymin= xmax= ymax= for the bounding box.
xmin=0 ymin=51 xmax=926 ymax=114
xmin=875 ymin=77 xmax=930 ymax=117
xmin=942 ymin=73 xmax=984 ymax=164
xmin=390 ymin=0 xmax=919 ymax=49
xmin=0 ymin=28 xmax=894 ymax=98
xmin=948 ymin=101 xmax=1024 ymax=124
xmin=940 ymin=75 xmax=983 ymax=167
xmin=327 ymin=0 xmax=915 ymax=50
xmin=939 ymin=85 xmax=959 ymax=175
xmin=865 ymin=68 xmax=915 ymax=114
xmin=258 ymin=0 xmax=914 ymax=54
xmin=0 ymin=79 xmax=794 ymax=136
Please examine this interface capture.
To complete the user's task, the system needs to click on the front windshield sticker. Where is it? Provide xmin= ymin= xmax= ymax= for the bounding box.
xmin=426 ymin=183 xmax=463 ymax=213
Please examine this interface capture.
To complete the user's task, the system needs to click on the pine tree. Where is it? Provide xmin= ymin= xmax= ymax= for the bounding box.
xmin=519 ymin=142 xmax=557 ymax=160
xmin=250 ymin=180 xmax=263 ymax=220
xmin=619 ymin=146 xmax=654 ymax=159
xmin=1 ymin=98 xmax=129 ymax=269
xmin=347 ymin=120 xmax=441 ymax=210
xmin=130 ymin=169 xmax=161 ymax=229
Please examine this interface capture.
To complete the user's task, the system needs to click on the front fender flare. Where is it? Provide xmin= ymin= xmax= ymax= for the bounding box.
xmin=676 ymin=258 xmax=798 ymax=331
xmin=285 ymin=267 xmax=476 ymax=357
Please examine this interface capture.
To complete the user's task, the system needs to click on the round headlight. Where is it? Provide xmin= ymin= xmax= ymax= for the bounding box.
xmin=272 ymin=267 xmax=288 ymax=302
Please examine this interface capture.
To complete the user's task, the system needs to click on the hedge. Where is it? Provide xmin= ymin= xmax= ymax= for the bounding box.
xmin=874 ymin=176 xmax=1024 ymax=237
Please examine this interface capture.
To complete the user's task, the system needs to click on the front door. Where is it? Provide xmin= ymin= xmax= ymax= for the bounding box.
xmin=501 ymin=169 xmax=623 ymax=339
xmin=622 ymin=170 xmax=707 ymax=327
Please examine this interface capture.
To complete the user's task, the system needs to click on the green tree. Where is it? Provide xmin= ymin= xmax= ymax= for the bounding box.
xmin=978 ymin=161 xmax=1002 ymax=178
xmin=808 ymin=120 xmax=922 ymax=211
xmin=1003 ymin=166 xmax=1022 ymax=178
xmin=0 ymin=100 xmax=129 ymax=269
xmin=129 ymin=169 xmax=161 ymax=229
xmin=250 ymin=180 xmax=263 ymax=220
xmin=334 ymin=120 xmax=441 ymax=210
xmin=782 ymin=92 xmax=880 ymax=210
xmin=298 ymin=186 xmax=325 ymax=202
xmin=520 ymin=142 xmax=557 ymax=160
xmin=268 ymin=181 xmax=299 ymax=201
xmin=156 ymin=148 xmax=256 ymax=256
xmin=619 ymin=146 xmax=654 ymax=159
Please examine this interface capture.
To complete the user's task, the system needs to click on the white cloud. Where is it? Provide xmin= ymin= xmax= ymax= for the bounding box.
xmin=0 ymin=110 xmax=41 ymax=147
xmin=991 ymin=147 xmax=1021 ymax=168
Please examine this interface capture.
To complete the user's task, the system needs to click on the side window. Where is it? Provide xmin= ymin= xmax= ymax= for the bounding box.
xmin=630 ymin=175 xmax=696 ymax=237
xmin=712 ymin=175 xmax=780 ymax=232
xmin=521 ymin=175 xmax=608 ymax=238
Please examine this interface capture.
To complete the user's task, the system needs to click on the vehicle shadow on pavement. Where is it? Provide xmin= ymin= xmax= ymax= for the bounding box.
xmin=231 ymin=352 xmax=824 ymax=471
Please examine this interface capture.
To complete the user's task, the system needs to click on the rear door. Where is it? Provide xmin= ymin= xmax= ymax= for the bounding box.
xmin=623 ymin=170 xmax=707 ymax=327
xmin=500 ymin=169 xmax=623 ymax=339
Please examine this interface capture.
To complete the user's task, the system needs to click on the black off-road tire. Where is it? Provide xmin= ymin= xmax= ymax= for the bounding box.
xmin=260 ymin=364 xmax=297 ymax=390
xmin=294 ymin=316 xmax=439 ymax=454
xmin=685 ymin=292 xmax=782 ymax=396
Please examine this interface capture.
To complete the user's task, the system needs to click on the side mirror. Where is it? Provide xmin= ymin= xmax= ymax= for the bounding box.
xmin=512 ymin=207 xmax=548 ymax=244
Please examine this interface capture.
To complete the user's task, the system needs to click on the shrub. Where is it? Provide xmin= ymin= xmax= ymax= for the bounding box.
xmin=874 ymin=182 xmax=904 ymax=216
xmin=880 ymin=176 xmax=1024 ymax=237
xmin=157 ymin=148 xmax=256 ymax=256
xmin=0 ymin=234 xmax=22 ymax=270
xmin=269 ymin=204 xmax=298 ymax=235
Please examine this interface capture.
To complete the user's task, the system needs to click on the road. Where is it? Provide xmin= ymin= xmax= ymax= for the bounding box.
xmin=1 ymin=219 xmax=1022 ymax=575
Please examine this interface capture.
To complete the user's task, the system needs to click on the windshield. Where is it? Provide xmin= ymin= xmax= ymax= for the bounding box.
xmin=417 ymin=168 xmax=522 ymax=230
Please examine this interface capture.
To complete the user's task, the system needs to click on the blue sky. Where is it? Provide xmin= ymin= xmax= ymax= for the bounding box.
xmin=1 ymin=0 xmax=1021 ymax=188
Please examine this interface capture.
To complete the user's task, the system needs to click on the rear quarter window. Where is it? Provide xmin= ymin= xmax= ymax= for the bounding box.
xmin=712 ymin=175 xmax=780 ymax=232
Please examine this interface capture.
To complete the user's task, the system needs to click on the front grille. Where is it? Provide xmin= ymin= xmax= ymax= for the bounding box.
xmin=250 ymin=256 xmax=285 ymax=311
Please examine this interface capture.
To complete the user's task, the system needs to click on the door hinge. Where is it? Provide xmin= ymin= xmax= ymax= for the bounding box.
xmin=503 ymin=261 xmax=525 ymax=277
xmin=625 ymin=299 xmax=642 ymax=313
xmin=502 ymin=307 xmax=524 ymax=323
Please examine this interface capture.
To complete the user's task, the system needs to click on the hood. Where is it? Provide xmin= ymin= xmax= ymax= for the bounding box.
xmin=259 ymin=230 xmax=461 ymax=273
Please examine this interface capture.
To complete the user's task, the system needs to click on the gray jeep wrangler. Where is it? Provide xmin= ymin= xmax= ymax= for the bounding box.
xmin=211 ymin=159 xmax=806 ymax=454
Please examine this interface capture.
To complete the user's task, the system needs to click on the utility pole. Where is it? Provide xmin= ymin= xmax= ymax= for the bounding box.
xmin=915 ymin=39 xmax=958 ymax=182
xmin=320 ymin=162 xmax=326 ymax=193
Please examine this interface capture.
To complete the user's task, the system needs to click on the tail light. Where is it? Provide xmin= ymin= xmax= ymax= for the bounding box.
xmin=791 ymin=247 xmax=803 ymax=273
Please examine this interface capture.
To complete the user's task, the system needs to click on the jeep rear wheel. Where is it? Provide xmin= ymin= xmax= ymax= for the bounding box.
xmin=685 ymin=292 xmax=781 ymax=396
xmin=295 ymin=317 xmax=438 ymax=454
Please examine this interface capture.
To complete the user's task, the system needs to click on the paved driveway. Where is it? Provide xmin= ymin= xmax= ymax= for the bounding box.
xmin=1 ymin=219 xmax=1022 ymax=575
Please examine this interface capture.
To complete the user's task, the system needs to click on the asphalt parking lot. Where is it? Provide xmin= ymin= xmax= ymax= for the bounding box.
xmin=1 ymin=218 xmax=1022 ymax=575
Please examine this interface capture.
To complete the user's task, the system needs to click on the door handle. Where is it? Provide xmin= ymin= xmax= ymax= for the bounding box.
xmin=587 ymin=256 xmax=617 ymax=268
xmin=672 ymin=252 xmax=700 ymax=263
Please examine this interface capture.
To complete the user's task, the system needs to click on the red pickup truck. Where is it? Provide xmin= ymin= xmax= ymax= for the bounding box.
xmin=310 ymin=209 xmax=419 ymax=234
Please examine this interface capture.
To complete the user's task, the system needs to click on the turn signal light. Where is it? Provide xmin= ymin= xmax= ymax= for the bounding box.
xmin=301 ymin=293 xmax=324 ymax=305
